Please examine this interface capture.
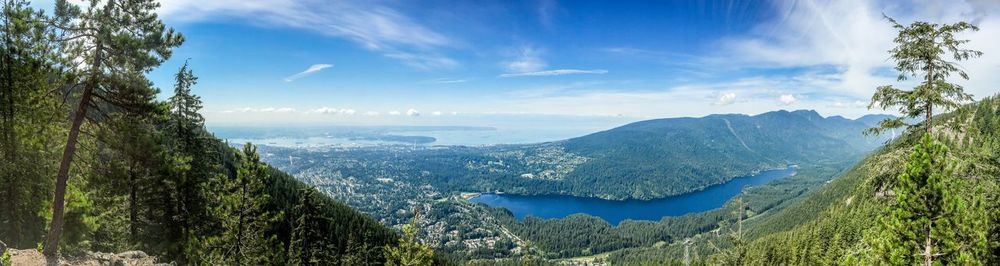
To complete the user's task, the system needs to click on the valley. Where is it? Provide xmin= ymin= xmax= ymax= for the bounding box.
xmin=250 ymin=110 xmax=886 ymax=260
xmin=4 ymin=1 xmax=997 ymax=265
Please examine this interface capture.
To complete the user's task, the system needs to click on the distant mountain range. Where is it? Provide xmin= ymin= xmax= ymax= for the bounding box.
xmin=259 ymin=110 xmax=895 ymax=201
xmin=553 ymin=110 xmax=892 ymax=199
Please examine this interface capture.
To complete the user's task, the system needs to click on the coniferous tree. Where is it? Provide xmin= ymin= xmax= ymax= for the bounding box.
xmin=288 ymin=187 xmax=336 ymax=265
xmin=341 ymin=233 xmax=380 ymax=266
xmin=43 ymin=0 xmax=183 ymax=255
xmin=206 ymin=143 xmax=283 ymax=264
xmin=0 ymin=0 xmax=63 ymax=248
xmin=872 ymin=135 xmax=989 ymax=265
xmin=161 ymin=59 xmax=218 ymax=262
xmin=384 ymin=214 xmax=434 ymax=266
xmin=867 ymin=16 xmax=981 ymax=135
xmin=708 ymin=198 xmax=747 ymax=266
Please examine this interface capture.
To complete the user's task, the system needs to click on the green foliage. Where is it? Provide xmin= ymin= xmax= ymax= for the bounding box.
xmin=288 ymin=187 xmax=337 ymax=265
xmin=1 ymin=248 xmax=10 ymax=266
xmin=202 ymin=143 xmax=285 ymax=265
xmin=384 ymin=219 xmax=435 ymax=266
xmin=868 ymin=135 xmax=989 ymax=265
xmin=1 ymin=1 xmax=409 ymax=264
xmin=42 ymin=0 xmax=185 ymax=255
xmin=0 ymin=0 xmax=63 ymax=249
xmin=868 ymin=16 xmax=981 ymax=134
xmin=559 ymin=110 xmax=882 ymax=200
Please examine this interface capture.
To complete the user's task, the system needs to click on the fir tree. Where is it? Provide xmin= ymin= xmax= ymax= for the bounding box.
xmin=867 ymin=16 xmax=981 ymax=135
xmin=873 ymin=135 xmax=989 ymax=265
xmin=383 ymin=213 xmax=434 ymax=266
xmin=207 ymin=143 xmax=283 ymax=264
xmin=288 ymin=187 xmax=337 ymax=265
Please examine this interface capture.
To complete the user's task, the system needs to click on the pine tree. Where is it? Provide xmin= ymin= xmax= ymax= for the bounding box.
xmin=867 ymin=16 xmax=981 ymax=135
xmin=872 ymin=135 xmax=989 ymax=265
xmin=383 ymin=214 xmax=434 ymax=266
xmin=43 ymin=0 xmax=183 ymax=256
xmin=0 ymin=0 xmax=63 ymax=248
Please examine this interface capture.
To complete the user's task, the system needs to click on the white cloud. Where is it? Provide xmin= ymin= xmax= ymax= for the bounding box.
xmin=388 ymin=110 xmax=402 ymax=116
xmin=365 ymin=111 xmax=380 ymax=116
xmin=778 ymin=94 xmax=797 ymax=106
xmin=828 ymin=100 xmax=868 ymax=108
xmin=284 ymin=64 xmax=333 ymax=82
xmin=431 ymin=111 xmax=443 ymax=116
xmin=154 ymin=0 xmax=457 ymax=69
xmin=308 ymin=107 xmax=339 ymax=114
xmin=406 ymin=108 xmax=420 ymax=116
xmin=713 ymin=92 xmax=737 ymax=106
xmin=715 ymin=0 xmax=1000 ymax=99
xmin=499 ymin=69 xmax=608 ymax=78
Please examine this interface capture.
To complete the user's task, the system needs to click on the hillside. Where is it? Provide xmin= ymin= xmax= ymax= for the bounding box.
xmin=557 ymin=110 xmax=888 ymax=199
xmin=602 ymin=95 xmax=1000 ymax=265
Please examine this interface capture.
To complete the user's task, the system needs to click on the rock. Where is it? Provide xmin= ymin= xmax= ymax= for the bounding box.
xmin=116 ymin=251 xmax=147 ymax=259
xmin=11 ymin=248 xmax=162 ymax=266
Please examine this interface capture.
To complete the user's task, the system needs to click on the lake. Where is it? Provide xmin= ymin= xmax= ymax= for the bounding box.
xmin=469 ymin=167 xmax=797 ymax=225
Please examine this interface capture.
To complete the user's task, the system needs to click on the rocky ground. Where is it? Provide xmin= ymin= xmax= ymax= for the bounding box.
xmin=7 ymin=249 xmax=165 ymax=266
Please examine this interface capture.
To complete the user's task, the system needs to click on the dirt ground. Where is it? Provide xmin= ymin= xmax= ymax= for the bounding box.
xmin=8 ymin=249 xmax=162 ymax=266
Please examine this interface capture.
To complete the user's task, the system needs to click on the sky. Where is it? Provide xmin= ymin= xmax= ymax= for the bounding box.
xmin=31 ymin=0 xmax=1000 ymax=127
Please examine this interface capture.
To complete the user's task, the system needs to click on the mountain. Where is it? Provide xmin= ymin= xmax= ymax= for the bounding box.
xmin=603 ymin=96 xmax=1000 ymax=264
xmin=855 ymin=114 xmax=897 ymax=127
xmin=555 ymin=110 xmax=888 ymax=199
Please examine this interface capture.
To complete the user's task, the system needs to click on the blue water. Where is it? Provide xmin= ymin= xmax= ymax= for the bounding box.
xmin=469 ymin=167 xmax=797 ymax=225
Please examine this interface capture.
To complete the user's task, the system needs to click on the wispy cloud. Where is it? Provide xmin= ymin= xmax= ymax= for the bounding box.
xmin=504 ymin=46 xmax=546 ymax=73
xmin=155 ymin=0 xmax=458 ymax=69
xmin=711 ymin=0 xmax=1000 ymax=99
xmin=423 ymin=78 xmax=469 ymax=84
xmin=384 ymin=52 xmax=458 ymax=70
xmin=499 ymin=69 xmax=608 ymax=78
xmin=284 ymin=64 xmax=333 ymax=82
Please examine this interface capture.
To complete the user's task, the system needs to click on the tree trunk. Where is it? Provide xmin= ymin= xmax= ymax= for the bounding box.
xmin=926 ymin=103 xmax=933 ymax=133
xmin=926 ymin=65 xmax=934 ymax=133
xmin=922 ymin=224 xmax=933 ymax=266
xmin=42 ymin=84 xmax=92 ymax=256
xmin=44 ymin=1 xmax=112 ymax=254
xmin=129 ymin=163 xmax=138 ymax=243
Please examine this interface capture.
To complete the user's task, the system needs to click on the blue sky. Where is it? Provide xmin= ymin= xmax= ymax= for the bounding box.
xmin=34 ymin=0 xmax=1000 ymax=127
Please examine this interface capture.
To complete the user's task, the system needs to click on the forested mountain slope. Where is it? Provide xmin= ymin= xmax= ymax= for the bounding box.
xmin=604 ymin=95 xmax=1000 ymax=265
xmin=0 ymin=1 xmax=442 ymax=264
xmin=558 ymin=109 xmax=889 ymax=199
